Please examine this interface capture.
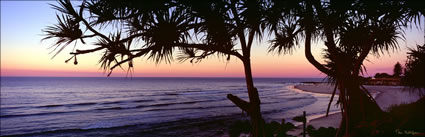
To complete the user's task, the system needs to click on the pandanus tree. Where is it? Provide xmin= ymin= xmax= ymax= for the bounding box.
xmin=266 ymin=0 xmax=422 ymax=136
xmin=43 ymin=0 xmax=270 ymax=136
xmin=402 ymin=44 xmax=425 ymax=92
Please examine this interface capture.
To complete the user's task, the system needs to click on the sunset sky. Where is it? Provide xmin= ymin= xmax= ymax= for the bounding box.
xmin=1 ymin=1 xmax=424 ymax=78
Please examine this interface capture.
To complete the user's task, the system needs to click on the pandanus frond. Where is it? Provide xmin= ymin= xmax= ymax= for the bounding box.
xmin=264 ymin=5 xmax=282 ymax=35
xmin=239 ymin=0 xmax=267 ymax=39
xmin=397 ymin=0 xmax=424 ymax=26
xmin=85 ymin=0 xmax=119 ymax=27
xmin=84 ymin=0 xmax=173 ymax=31
xmin=338 ymin=20 xmax=402 ymax=56
xmin=265 ymin=0 xmax=304 ymax=34
xmin=178 ymin=0 xmax=237 ymax=62
xmin=50 ymin=0 xmax=79 ymax=17
xmin=177 ymin=48 xmax=197 ymax=63
xmin=142 ymin=9 xmax=192 ymax=64
xmin=268 ymin=19 xmax=301 ymax=54
xmin=176 ymin=48 xmax=218 ymax=64
xmin=191 ymin=1 xmax=235 ymax=51
xmin=42 ymin=14 xmax=83 ymax=58
xmin=323 ymin=48 xmax=364 ymax=82
xmin=95 ymin=31 xmax=132 ymax=71
xmin=338 ymin=22 xmax=371 ymax=52
xmin=370 ymin=22 xmax=402 ymax=56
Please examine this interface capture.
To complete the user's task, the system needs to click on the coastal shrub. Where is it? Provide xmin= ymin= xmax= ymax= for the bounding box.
xmin=349 ymin=97 xmax=425 ymax=137
xmin=306 ymin=125 xmax=337 ymax=137
xmin=229 ymin=120 xmax=251 ymax=137
xmin=265 ymin=119 xmax=296 ymax=137
xmin=228 ymin=118 xmax=297 ymax=137
xmin=387 ymin=97 xmax=425 ymax=133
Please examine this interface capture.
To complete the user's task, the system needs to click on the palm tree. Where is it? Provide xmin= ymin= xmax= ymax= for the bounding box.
xmin=43 ymin=0 xmax=269 ymax=136
xmin=266 ymin=0 xmax=421 ymax=136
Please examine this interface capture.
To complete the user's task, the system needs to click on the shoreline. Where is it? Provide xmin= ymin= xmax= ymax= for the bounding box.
xmin=288 ymin=83 xmax=422 ymax=135
xmin=286 ymin=85 xmax=342 ymax=124
xmin=286 ymin=84 xmax=344 ymax=136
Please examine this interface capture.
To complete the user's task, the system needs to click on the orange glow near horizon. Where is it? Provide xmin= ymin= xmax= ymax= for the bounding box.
xmin=1 ymin=41 xmax=326 ymax=78
xmin=0 ymin=31 xmax=419 ymax=78
xmin=0 ymin=47 xmax=321 ymax=78
xmin=1 ymin=42 xmax=411 ymax=78
xmin=1 ymin=1 xmax=423 ymax=78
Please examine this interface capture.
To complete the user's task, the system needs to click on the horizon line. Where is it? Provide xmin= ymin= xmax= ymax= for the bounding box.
xmin=0 ymin=75 xmax=326 ymax=79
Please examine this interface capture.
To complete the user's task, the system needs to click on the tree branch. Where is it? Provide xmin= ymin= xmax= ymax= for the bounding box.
xmin=312 ymin=0 xmax=338 ymax=53
xmin=353 ymin=45 xmax=372 ymax=76
xmin=353 ymin=32 xmax=375 ymax=76
xmin=115 ymin=32 xmax=145 ymax=44
xmin=70 ymin=47 xmax=105 ymax=55
xmin=110 ymin=43 xmax=244 ymax=71
xmin=81 ymin=34 xmax=97 ymax=39
xmin=230 ymin=2 xmax=248 ymax=57
xmin=227 ymin=94 xmax=250 ymax=113
xmin=247 ymin=30 xmax=255 ymax=54
xmin=110 ymin=46 xmax=157 ymax=70
xmin=174 ymin=43 xmax=244 ymax=60
xmin=305 ymin=1 xmax=332 ymax=76
xmin=326 ymin=83 xmax=338 ymax=116
xmin=305 ymin=31 xmax=332 ymax=76
xmin=73 ymin=3 xmax=112 ymax=43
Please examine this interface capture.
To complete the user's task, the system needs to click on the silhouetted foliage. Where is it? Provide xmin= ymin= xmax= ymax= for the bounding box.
xmin=264 ymin=119 xmax=296 ymax=137
xmin=393 ymin=62 xmax=403 ymax=77
xmin=402 ymin=44 xmax=425 ymax=91
xmin=374 ymin=73 xmax=392 ymax=78
xmin=42 ymin=0 xmax=272 ymax=136
xmin=42 ymin=0 xmax=424 ymax=136
xmin=306 ymin=125 xmax=337 ymax=137
xmin=229 ymin=120 xmax=251 ymax=137
xmin=309 ymin=97 xmax=425 ymax=137
xmin=358 ymin=76 xmax=372 ymax=84
xmin=229 ymin=118 xmax=296 ymax=137
xmin=388 ymin=97 xmax=425 ymax=133
xmin=266 ymin=0 xmax=422 ymax=136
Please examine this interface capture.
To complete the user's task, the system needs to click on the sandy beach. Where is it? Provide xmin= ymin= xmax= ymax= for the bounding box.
xmin=288 ymin=83 xmax=423 ymax=136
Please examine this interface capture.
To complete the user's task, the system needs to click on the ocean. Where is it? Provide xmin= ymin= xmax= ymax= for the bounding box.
xmin=0 ymin=77 xmax=339 ymax=137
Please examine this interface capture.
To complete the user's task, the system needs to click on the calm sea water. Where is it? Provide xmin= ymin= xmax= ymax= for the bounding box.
xmin=0 ymin=77 xmax=338 ymax=137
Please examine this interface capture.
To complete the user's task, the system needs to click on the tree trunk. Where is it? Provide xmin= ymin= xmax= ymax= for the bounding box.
xmin=227 ymin=58 xmax=264 ymax=137
xmin=242 ymin=59 xmax=264 ymax=137
xmin=226 ymin=56 xmax=265 ymax=137
xmin=337 ymin=76 xmax=384 ymax=137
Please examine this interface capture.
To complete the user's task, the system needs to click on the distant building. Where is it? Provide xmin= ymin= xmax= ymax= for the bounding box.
xmin=365 ymin=77 xmax=401 ymax=86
